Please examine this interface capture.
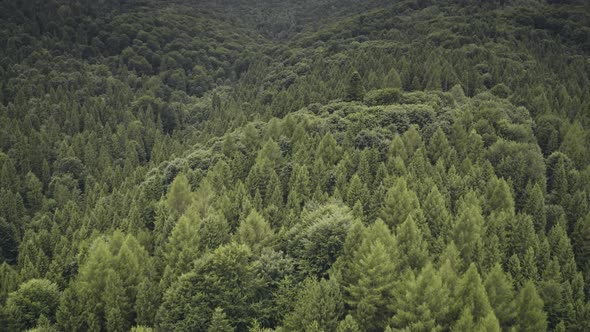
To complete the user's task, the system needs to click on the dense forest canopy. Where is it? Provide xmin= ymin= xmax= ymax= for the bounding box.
xmin=1 ymin=0 xmax=590 ymax=331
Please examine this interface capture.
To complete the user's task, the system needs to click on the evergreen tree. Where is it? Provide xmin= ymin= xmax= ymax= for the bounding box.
xmin=396 ymin=214 xmax=429 ymax=272
xmin=423 ymin=185 xmax=452 ymax=253
xmin=523 ymin=183 xmax=547 ymax=233
xmin=514 ymin=281 xmax=547 ymax=332
xmin=346 ymin=173 xmax=367 ymax=209
xmin=379 ymin=177 xmax=420 ymax=230
xmin=165 ymin=173 xmax=193 ymax=215
xmin=453 ymin=201 xmax=485 ymax=264
xmin=208 ymin=308 xmax=234 ymax=332
xmin=484 ymin=264 xmax=516 ymax=329
xmin=389 ymin=262 xmax=450 ymax=330
xmin=336 ymin=315 xmax=361 ymax=332
xmin=560 ymin=121 xmax=589 ymax=169
xmin=572 ymin=213 xmax=590 ymax=276
xmin=341 ymin=220 xmax=398 ymax=332
xmin=454 ymin=264 xmax=493 ymax=326
xmin=236 ymin=209 xmax=274 ymax=254
xmin=164 ymin=210 xmax=201 ymax=275
xmin=283 ymin=278 xmax=342 ymax=332
xmin=346 ymin=71 xmax=364 ymax=102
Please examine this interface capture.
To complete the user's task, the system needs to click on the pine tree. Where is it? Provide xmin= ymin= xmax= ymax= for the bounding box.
xmin=379 ymin=177 xmax=420 ymax=230
xmin=423 ymin=185 xmax=452 ymax=254
xmin=389 ymin=262 xmax=450 ymax=330
xmin=287 ymin=164 xmax=311 ymax=214
xmin=336 ymin=315 xmax=361 ymax=332
xmin=560 ymin=121 xmax=589 ymax=169
xmin=103 ymin=270 xmax=130 ymax=332
xmin=523 ymin=183 xmax=547 ymax=233
xmin=484 ymin=264 xmax=516 ymax=329
xmin=428 ymin=127 xmax=454 ymax=165
xmin=208 ymin=308 xmax=234 ymax=332
xmin=339 ymin=220 xmax=398 ymax=332
xmin=346 ymin=71 xmax=364 ymax=102
xmin=486 ymin=178 xmax=514 ymax=215
xmin=283 ymin=278 xmax=342 ymax=332
xmin=572 ymin=213 xmax=590 ymax=276
xmin=384 ymin=68 xmax=402 ymax=89
xmin=165 ymin=210 xmax=201 ymax=275
xmin=548 ymin=221 xmax=577 ymax=280
xmin=396 ymin=214 xmax=429 ymax=272
xmin=346 ymin=173 xmax=367 ymax=209
xmin=454 ymin=264 xmax=493 ymax=325
xmin=388 ymin=135 xmax=408 ymax=164
xmin=236 ymin=209 xmax=274 ymax=254
xmin=453 ymin=202 xmax=485 ymax=264
xmin=317 ymin=132 xmax=341 ymax=166
xmin=514 ymin=281 xmax=547 ymax=332
xmin=402 ymin=125 xmax=424 ymax=160
xmin=198 ymin=210 xmax=231 ymax=251
xmin=165 ymin=173 xmax=193 ymax=215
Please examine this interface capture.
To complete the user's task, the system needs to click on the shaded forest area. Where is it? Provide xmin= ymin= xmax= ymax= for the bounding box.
xmin=1 ymin=0 xmax=590 ymax=331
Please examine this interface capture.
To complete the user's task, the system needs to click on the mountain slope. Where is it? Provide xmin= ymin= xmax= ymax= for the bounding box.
xmin=1 ymin=1 xmax=590 ymax=331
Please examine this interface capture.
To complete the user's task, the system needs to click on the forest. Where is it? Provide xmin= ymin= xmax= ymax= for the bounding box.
xmin=0 ymin=0 xmax=589 ymax=331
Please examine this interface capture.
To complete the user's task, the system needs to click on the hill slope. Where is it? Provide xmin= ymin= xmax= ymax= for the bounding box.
xmin=1 ymin=0 xmax=590 ymax=331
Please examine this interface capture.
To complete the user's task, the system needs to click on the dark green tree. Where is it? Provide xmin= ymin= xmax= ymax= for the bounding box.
xmin=346 ymin=71 xmax=365 ymax=102
xmin=4 ymin=279 xmax=60 ymax=332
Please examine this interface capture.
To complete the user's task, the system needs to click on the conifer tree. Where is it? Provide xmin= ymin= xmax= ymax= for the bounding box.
xmin=424 ymin=185 xmax=452 ymax=253
xmin=560 ymin=121 xmax=589 ymax=169
xmin=428 ymin=127 xmax=454 ymax=165
xmin=572 ymin=213 xmax=590 ymax=276
xmin=341 ymin=220 xmax=398 ymax=331
xmin=317 ymin=132 xmax=341 ymax=166
xmin=236 ymin=209 xmax=274 ymax=254
xmin=165 ymin=210 xmax=201 ymax=275
xmin=454 ymin=264 xmax=493 ymax=325
xmin=208 ymin=308 xmax=234 ymax=332
xmin=484 ymin=264 xmax=516 ymax=329
xmin=379 ymin=177 xmax=420 ymax=230
xmin=165 ymin=173 xmax=193 ymax=215
xmin=514 ymin=281 xmax=547 ymax=332
xmin=346 ymin=71 xmax=364 ymax=102
xmin=389 ymin=262 xmax=450 ymax=330
xmin=396 ymin=214 xmax=429 ymax=272
xmin=523 ymin=183 xmax=547 ymax=232
xmin=336 ymin=315 xmax=361 ymax=332
xmin=453 ymin=202 xmax=485 ymax=264
xmin=283 ymin=278 xmax=342 ymax=332
xmin=346 ymin=173 xmax=367 ymax=209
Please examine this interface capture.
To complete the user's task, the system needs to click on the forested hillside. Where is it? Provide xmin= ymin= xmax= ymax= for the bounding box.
xmin=1 ymin=0 xmax=590 ymax=331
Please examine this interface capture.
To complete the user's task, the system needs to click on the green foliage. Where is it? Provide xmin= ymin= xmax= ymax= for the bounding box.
xmin=336 ymin=314 xmax=360 ymax=332
xmin=166 ymin=174 xmax=193 ymax=215
xmin=364 ymin=88 xmax=402 ymax=106
xmin=338 ymin=219 xmax=398 ymax=331
xmin=379 ymin=177 xmax=420 ymax=229
xmin=209 ymin=307 xmax=235 ymax=332
xmin=283 ymin=278 xmax=342 ymax=332
xmin=236 ymin=209 xmax=275 ymax=254
xmin=514 ymin=281 xmax=547 ymax=332
xmin=4 ymin=279 xmax=60 ymax=332
xmin=157 ymin=243 xmax=264 ymax=331
xmin=346 ymin=71 xmax=365 ymax=102
xmin=484 ymin=264 xmax=515 ymax=330
xmin=1 ymin=0 xmax=589 ymax=330
xmin=389 ymin=262 xmax=450 ymax=330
